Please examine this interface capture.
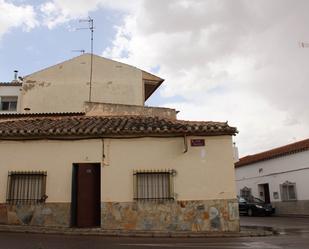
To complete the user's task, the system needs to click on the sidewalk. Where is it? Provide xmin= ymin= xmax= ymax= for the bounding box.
xmin=0 ymin=224 xmax=274 ymax=238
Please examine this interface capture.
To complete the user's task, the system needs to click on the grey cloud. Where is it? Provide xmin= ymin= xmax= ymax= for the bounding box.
xmin=103 ymin=0 xmax=309 ymax=155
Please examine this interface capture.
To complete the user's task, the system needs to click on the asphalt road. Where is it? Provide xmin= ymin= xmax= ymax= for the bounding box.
xmin=0 ymin=217 xmax=308 ymax=249
xmin=0 ymin=232 xmax=309 ymax=249
xmin=240 ymin=216 xmax=309 ymax=230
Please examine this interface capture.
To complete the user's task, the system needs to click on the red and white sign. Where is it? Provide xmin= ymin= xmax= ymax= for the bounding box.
xmin=190 ymin=139 xmax=205 ymax=147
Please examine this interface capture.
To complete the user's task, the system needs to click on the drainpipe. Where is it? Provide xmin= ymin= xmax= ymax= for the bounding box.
xmin=233 ymin=142 xmax=239 ymax=163
xmin=183 ymin=134 xmax=188 ymax=153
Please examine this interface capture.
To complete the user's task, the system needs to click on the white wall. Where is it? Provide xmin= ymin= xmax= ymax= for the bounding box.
xmin=235 ymin=150 xmax=309 ymax=202
xmin=0 ymin=85 xmax=22 ymax=112
xmin=102 ymin=136 xmax=236 ymax=202
xmin=21 ymin=54 xmax=144 ymax=113
xmin=0 ymin=136 xmax=236 ymax=203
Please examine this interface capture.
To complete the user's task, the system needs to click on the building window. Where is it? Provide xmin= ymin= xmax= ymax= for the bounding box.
xmin=240 ymin=186 xmax=252 ymax=200
xmin=0 ymin=96 xmax=18 ymax=111
xmin=133 ymin=170 xmax=176 ymax=201
xmin=6 ymin=171 xmax=47 ymax=205
xmin=280 ymin=181 xmax=297 ymax=201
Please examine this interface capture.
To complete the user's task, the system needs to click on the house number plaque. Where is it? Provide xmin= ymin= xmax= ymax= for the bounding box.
xmin=190 ymin=139 xmax=205 ymax=147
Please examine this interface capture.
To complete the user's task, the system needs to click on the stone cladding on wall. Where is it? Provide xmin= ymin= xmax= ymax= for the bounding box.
xmin=0 ymin=199 xmax=239 ymax=232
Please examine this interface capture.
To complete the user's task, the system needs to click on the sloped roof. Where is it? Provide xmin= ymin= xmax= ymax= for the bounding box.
xmin=142 ymin=70 xmax=164 ymax=101
xmin=142 ymin=70 xmax=164 ymax=82
xmin=235 ymin=138 xmax=309 ymax=168
xmin=0 ymin=112 xmax=84 ymax=119
xmin=0 ymin=115 xmax=237 ymax=139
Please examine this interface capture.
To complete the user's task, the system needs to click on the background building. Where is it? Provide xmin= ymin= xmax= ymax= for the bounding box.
xmin=235 ymin=139 xmax=309 ymax=216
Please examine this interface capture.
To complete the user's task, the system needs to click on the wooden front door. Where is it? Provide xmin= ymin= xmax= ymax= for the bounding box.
xmin=72 ymin=163 xmax=101 ymax=227
xmin=263 ymin=183 xmax=270 ymax=204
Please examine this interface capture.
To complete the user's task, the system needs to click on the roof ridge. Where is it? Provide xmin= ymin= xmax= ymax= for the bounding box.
xmin=0 ymin=112 xmax=85 ymax=119
xmin=235 ymin=138 xmax=309 ymax=167
xmin=0 ymin=82 xmax=22 ymax=86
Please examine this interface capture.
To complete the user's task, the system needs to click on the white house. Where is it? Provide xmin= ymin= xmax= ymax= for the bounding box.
xmin=235 ymin=138 xmax=309 ymax=216
xmin=0 ymin=54 xmax=239 ymax=232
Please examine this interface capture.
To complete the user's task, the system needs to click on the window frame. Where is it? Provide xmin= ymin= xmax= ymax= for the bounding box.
xmin=0 ymin=96 xmax=18 ymax=112
xmin=280 ymin=181 xmax=297 ymax=202
xmin=6 ymin=171 xmax=47 ymax=205
xmin=240 ymin=186 xmax=252 ymax=200
xmin=133 ymin=169 xmax=176 ymax=201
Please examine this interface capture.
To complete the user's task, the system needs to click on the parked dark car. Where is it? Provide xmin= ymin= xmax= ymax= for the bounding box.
xmin=238 ymin=196 xmax=275 ymax=216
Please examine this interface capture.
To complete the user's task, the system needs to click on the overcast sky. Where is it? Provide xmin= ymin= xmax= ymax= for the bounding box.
xmin=1 ymin=0 xmax=309 ymax=156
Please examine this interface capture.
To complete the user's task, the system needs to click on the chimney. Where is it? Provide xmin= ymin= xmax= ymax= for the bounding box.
xmin=14 ymin=70 xmax=18 ymax=81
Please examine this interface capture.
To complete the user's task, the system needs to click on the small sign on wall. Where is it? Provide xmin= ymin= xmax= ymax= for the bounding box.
xmin=190 ymin=139 xmax=205 ymax=147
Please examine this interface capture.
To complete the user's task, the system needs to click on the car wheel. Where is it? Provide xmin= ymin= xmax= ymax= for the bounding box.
xmin=247 ymin=208 xmax=253 ymax=217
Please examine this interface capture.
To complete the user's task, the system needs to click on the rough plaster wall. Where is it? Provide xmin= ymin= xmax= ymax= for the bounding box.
xmin=0 ymin=136 xmax=236 ymax=203
xmin=102 ymin=136 xmax=236 ymax=202
xmin=21 ymin=54 xmax=144 ymax=113
xmin=0 ymin=139 xmax=102 ymax=203
xmin=84 ymin=102 xmax=177 ymax=119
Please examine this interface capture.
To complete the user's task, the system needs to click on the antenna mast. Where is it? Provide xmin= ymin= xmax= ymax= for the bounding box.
xmin=79 ymin=17 xmax=94 ymax=102
xmin=299 ymin=41 xmax=309 ymax=48
xmin=71 ymin=49 xmax=85 ymax=54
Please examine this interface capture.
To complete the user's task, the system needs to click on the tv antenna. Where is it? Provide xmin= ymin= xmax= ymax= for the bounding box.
xmin=71 ymin=49 xmax=85 ymax=54
xmin=299 ymin=41 xmax=309 ymax=48
xmin=78 ymin=17 xmax=94 ymax=102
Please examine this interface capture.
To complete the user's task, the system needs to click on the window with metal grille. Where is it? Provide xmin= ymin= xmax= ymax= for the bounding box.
xmin=133 ymin=170 xmax=176 ymax=201
xmin=240 ymin=187 xmax=252 ymax=200
xmin=280 ymin=181 xmax=297 ymax=201
xmin=6 ymin=171 xmax=47 ymax=205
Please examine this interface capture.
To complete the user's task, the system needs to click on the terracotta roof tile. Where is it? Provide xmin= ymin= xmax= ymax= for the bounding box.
xmin=0 ymin=115 xmax=237 ymax=139
xmin=0 ymin=112 xmax=85 ymax=119
xmin=0 ymin=82 xmax=22 ymax=86
xmin=235 ymin=138 xmax=309 ymax=168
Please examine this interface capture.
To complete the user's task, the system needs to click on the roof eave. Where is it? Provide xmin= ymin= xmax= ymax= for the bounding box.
xmin=144 ymin=79 xmax=164 ymax=101
xmin=0 ymin=131 xmax=236 ymax=141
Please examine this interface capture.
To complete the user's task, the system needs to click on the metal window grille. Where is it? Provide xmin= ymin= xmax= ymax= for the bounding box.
xmin=280 ymin=181 xmax=297 ymax=201
xmin=133 ymin=170 xmax=176 ymax=201
xmin=6 ymin=171 xmax=47 ymax=205
xmin=240 ymin=187 xmax=252 ymax=200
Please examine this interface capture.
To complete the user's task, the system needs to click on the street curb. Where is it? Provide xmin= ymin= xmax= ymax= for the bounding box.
xmin=273 ymin=214 xmax=309 ymax=218
xmin=0 ymin=225 xmax=275 ymax=238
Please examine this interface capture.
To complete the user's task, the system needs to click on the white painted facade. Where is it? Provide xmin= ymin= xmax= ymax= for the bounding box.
xmin=0 ymin=84 xmax=22 ymax=113
xmin=235 ymin=150 xmax=309 ymax=215
xmin=20 ymin=54 xmax=162 ymax=113
xmin=1 ymin=54 xmax=163 ymax=114
xmin=0 ymin=136 xmax=236 ymax=203
xmin=0 ymin=54 xmax=239 ymax=230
